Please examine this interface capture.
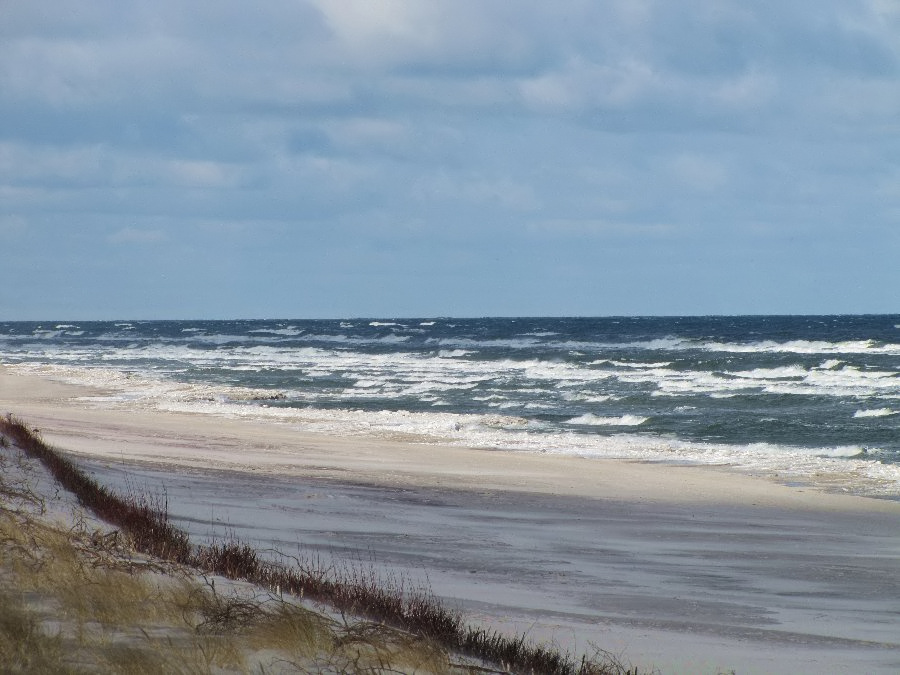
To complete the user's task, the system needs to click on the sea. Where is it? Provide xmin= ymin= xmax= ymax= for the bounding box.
xmin=1 ymin=315 xmax=899 ymax=499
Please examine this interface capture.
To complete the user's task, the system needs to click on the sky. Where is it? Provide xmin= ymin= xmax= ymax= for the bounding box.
xmin=2 ymin=1 xmax=899 ymax=320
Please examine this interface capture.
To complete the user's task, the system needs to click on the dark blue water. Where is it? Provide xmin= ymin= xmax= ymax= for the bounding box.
xmin=2 ymin=316 xmax=898 ymax=496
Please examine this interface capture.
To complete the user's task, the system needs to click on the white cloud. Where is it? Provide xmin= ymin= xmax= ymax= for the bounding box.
xmin=306 ymin=0 xmax=546 ymax=71
xmin=310 ymin=0 xmax=441 ymax=54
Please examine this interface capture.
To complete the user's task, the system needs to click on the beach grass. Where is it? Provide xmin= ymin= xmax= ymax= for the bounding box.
xmin=1 ymin=413 xmax=644 ymax=674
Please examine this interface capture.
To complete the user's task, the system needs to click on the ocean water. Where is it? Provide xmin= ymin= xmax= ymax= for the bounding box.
xmin=1 ymin=316 xmax=899 ymax=498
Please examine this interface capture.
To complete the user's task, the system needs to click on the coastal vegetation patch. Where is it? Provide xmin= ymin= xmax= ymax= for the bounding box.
xmin=1 ymin=414 xmax=644 ymax=674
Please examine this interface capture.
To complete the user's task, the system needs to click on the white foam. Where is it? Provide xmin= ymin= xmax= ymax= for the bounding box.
xmin=566 ymin=414 xmax=648 ymax=426
xmin=248 ymin=327 xmax=303 ymax=337
xmin=729 ymin=366 xmax=808 ymax=380
xmin=853 ymin=408 xmax=897 ymax=419
xmin=607 ymin=360 xmax=672 ymax=369
xmin=369 ymin=321 xmax=400 ymax=327
xmin=560 ymin=391 xmax=614 ymax=403
xmin=14 ymin=361 xmax=898 ymax=498
xmin=438 ymin=349 xmax=471 ymax=358
xmin=699 ymin=339 xmax=900 ymax=356
xmin=378 ymin=334 xmax=411 ymax=343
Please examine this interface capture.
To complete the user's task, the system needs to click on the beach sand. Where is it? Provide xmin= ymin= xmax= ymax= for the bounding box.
xmin=2 ymin=367 xmax=899 ymax=674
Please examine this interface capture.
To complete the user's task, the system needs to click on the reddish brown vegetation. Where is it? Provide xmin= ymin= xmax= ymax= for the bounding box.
xmin=1 ymin=414 xmax=636 ymax=675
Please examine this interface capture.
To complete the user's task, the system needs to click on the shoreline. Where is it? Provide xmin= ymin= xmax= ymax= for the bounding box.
xmin=3 ymin=367 xmax=900 ymax=673
xmin=1 ymin=366 xmax=898 ymax=512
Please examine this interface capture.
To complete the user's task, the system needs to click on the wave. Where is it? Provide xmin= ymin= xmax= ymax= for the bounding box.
xmin=853 ymin=408 xmax=897 ymax=419
xmin=248 ymin=326 xmax=303 ymax=337
xmin=697 ymin=339 xmax=900 ymax=356
xmin=438 ymin=349 xmax=472 ymax=358
xmin=566 ymin=414 xmax=648 ymax=426
xmin=7 ymin=360 xmax=899 ymax=497
xmin=728 ymin=366 xmax=808 ymax=380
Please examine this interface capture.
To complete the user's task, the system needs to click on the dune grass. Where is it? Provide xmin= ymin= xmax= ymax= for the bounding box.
xmin=0 ymin=503 xmax=466 ymax=673
xmin=0 ymin=414 xmax=643 ymax=674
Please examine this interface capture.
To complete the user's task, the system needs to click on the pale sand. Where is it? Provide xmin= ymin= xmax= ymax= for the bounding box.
xmin=2 ymin=367 xmax=900 ymax=673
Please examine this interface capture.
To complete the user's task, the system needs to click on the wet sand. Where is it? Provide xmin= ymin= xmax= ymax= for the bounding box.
xmin=2 ymin=367 xmax=899 ymax=673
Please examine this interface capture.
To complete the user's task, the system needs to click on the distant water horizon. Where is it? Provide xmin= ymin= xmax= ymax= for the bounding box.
xmin=2 ymin=315 xmax=898 ymax=499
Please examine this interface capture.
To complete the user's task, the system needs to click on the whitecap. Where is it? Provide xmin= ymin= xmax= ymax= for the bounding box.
xmin=728 ymin=366 xmax=808 ymax=380
xmin=608 ymin=360 xmax=672 ymax=369
xmin=566 ymin=413 xmax=648 ymax=426
xmin=248 ymin=327 xmax=302 ymax=337
xmin=700 ymin=339 xmax=900 ymax=356
xmin=378 ymin=334 xmax=411 ymax=344
xmin=560 ymin=391 xmax=613 ymax=403
xmin=853 ymin=408 xmax=897 ymax=419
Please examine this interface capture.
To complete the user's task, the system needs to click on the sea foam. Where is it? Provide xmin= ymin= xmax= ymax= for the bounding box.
xmin=854 ymin=408 xmax=897 ymax=418
xmin=566 ymin=414 xmax=648 ymax=426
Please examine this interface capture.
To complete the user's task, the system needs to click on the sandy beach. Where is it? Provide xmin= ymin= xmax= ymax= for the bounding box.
xmin=2 ymin=367 xmax=899 ymax=674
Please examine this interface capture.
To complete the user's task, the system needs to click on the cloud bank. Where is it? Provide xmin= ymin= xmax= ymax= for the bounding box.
xmin=2 ymin=1 xmax=898 ymax=318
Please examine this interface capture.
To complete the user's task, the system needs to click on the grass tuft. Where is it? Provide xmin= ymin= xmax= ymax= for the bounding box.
xmin=1 ymin=413 xmax=645 ymax=674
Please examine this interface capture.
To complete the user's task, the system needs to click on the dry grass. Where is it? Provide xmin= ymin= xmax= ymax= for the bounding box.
xmin=0 ymin=438 xmax=471 ymax=673
xmin=0 ymin=516 xmax=473 ymax=673
xmin=0 ymin=414 xmax=646 ymax=674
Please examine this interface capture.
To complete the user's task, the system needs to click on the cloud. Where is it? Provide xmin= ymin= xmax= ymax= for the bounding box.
xmin=0 ymin=214 xmax=27 ymax=237
xmin=667 ymin=154 xmax=729 ymax=192
xmin=1 ymin=1 xmax=899 ymax=317
xmin=108 ymin=227 xmax=167 ymax=244
xmin=524 ymin=219 xmax=679 ymax=244
xmin=412 ymin=172 xmax=540 ymax=212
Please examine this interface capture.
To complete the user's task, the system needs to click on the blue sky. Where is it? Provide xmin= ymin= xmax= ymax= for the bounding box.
xmin=2 ymin=1 xmax=898 ymax=319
